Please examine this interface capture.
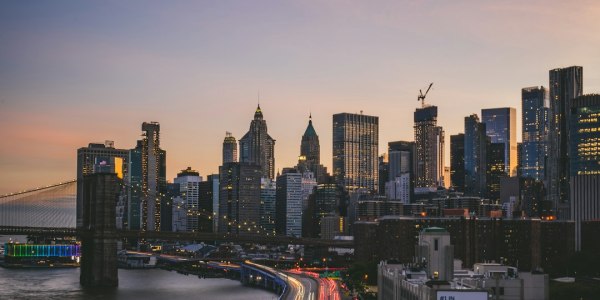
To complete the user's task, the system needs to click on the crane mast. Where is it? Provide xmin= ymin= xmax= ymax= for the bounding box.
xmin=418 ymin=83 xmax=434 ymax=108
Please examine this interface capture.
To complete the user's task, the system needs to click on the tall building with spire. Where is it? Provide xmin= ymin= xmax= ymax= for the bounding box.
xmin=222 ymin=131 xmax=238 ymax=164
xmin=297 ymin=114 xmax=328 ymax=183
xmin=239 ymin=105 xmax=276 ymax=179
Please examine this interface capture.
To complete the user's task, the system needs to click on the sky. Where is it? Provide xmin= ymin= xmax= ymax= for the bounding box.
xmin=1 ymin=0 xmax=599 ymax=195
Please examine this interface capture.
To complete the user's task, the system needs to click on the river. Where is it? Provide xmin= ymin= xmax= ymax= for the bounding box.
xmin=0 ymin=267 xmax=278 ymax=300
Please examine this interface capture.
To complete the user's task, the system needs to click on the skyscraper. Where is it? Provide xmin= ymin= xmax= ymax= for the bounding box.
xmin=333 ymin=113 xmax=379 ymax=192
xmin=276 ymin=171 xmax=303 ymax=237
xmin=450 ymin=134 xmax=465 ymax=192
xmin=481 ymin=107 xmax=517 ymax=177
xmin=140 ymin=122 xmax=167 ymax=231
xmin=218 ymin=162 xmax=262 ymax=234
xmin=569 ymin=94 xmax=600 ymax=250
xmin=198 ymin=174 xmax=218 ymax=233
xmin=239 ymin=105 xmax=276 ymax=179
xmin=414 ymin=106 xmax=445 ymax=188
xmin=76 ymin=141 xmax=128 ymax=229
xmin=222 ymin=132 xmax=238 ymax=164
xmin=487 ymin=143 xmax=506 ymax=201
xmin=464 ymin=114 xmax=488 ymax=197
xmin=298 ymin=114 xmax=328 ymax=183
xmin=387 ymin=141 xmax=415 ymax=201
xmin=260 ymin=178 xmax=277 ymax=235
xmin=173 ymin=167 xmax=202 ymax=232
xmin=548 ymin=66 xmax=583 ymax=219
xmin=521 ymin=87 xmax=549 ymax=181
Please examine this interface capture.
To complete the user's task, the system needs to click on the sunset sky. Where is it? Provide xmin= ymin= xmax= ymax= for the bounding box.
xmin=1 ymin=1 xmax=599 ymax=194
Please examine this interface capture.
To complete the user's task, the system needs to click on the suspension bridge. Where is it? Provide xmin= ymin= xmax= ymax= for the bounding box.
xmin=0 ymin=179 xmax=353 ymax=247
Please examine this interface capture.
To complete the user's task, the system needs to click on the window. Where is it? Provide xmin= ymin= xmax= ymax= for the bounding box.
xmin=434 ymin=238 xmax=439 ymax=251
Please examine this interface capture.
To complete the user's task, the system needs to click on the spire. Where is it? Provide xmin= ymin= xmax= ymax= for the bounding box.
xmin=254 ymin=103 xmax=263 ymax=120
xmin=303 ymin=113 xmax=317 ymax=137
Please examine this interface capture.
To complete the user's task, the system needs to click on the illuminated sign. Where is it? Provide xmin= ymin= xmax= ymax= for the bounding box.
xmin=436 ymin=291 xmax=487 ymax=300
xmin=4 ymin=244 xmax=81 ymax=257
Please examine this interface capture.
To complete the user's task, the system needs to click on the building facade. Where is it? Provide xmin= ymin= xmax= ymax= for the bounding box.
xmin=218 ymin=162 xmax=262 ymax=234
xmin=332 ymin=113 xmax=379 ymax=192
xmin=521 ymin=87 xmax=549 ymax=181
xmin=140 ymin=122 xmax=167 ymax=231
xmin=464 ymin=114 xmax=488 ymax=197
xmin=414 ymin=106 xmax=445 ymax=188
xmin=222 ymin=131 xmax=238 ymax=164
xmin=547 ymin=66 xmax=583 ymax=219
xmin=276 ymin=171 xmax=303 ymax=237
xmin=481 ymin=107 xmax=517 ymax=177
xmin=450 ymin=134 xmax=465 ymax=192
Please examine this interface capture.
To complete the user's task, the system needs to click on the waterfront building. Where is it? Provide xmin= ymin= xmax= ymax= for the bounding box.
xmin=239 ymin=105 xmax=276 ymax=179
xmin=222 ymin=132 xmax=238 ymax=164
xmin=138 ymin=122 xmax=167 ymax=231
xmin=547 ymin=66 xmax=583 ymax=219
xmin=174 ymin=167 xmax=201 ymax=232
xmin=414 ymin=106 xmax=445 ymax=188
xmin=333 ymin=112 xmax=379 ymax=192
xmin=521 ymin=87 xmax=549 ymax=181
xmin=199 ymin=174 xmax=219 ymax=233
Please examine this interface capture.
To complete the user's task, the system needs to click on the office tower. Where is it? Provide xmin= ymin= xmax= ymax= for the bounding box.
xmin=569 ymin=95 xmax=600 ymax=176
xmin=218 ymin=162 xmax=261 ymax=234
xmin=127 ymin=141 xmax=143 ymax=230
xmin=260 ymin=178 xmax=277 ymax=235
xmin=487 ymin=143 xmax=506 ymax=201
xmin=333 ymin=112 xmax=379 ymax=192
xmin=378 ymin=154 xmax=388 ymax=196
xmin=547 ymin=66 xmax=584 ymax=219
xmin=387 ymin=141 xmax=415 ymax=202
xmin=301 ymin=171 xmax=317 ymax=210
xmin=198 ymin=174 xmax=219 ymax=233
xmin=239 ymin=105 xmax=276 ymax=179
xmin=521 ymin=87 xmax=549 ymax=181
xmin=464 ymin=114 xmax=488 ymax=197
xmin=414 ymin=106 xmax=445 ymax=188
xmin=276 ymin=171 xmax=303 ymax=237
xmin=171 ymin=183 xmax=185 ymax=232
xmin=304 ymin=183 xmax=346 ymax=238
xmin=569 ymin=95 xmax=600 ymax=251
xmin=481 ymin=107 xmax=517 ymax=177
xmin=174 ymin=167 xmax=202 ymax=232
xmin=76 ymin=141 xmax=128 ymax=229
xmin=450 ymin=134 xmax=465 ymax=192
xmin=137 ymin=122 xmax=167 ymax=231
xmin=222 ymin=132 xmax=238 ymax=164
xmin=297 ymin=114 xmax=329 ymax=183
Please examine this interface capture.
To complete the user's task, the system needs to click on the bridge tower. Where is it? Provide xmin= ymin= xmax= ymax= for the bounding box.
xmin=80 ymin=173 xmax=119 ymax=287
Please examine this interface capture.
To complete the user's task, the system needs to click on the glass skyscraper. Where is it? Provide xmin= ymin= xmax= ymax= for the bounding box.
xmin=569 ymin=94 xmax=600 ymax=176
xmin=521 ymin=87 xmax=549 ymax=181
xmin=333 ymin=113 xmax=379 ymax=192
xmin=450 ymin=134 xmax=465 ymax=192
xmin=464 ymin=114 xmax=487 ymax=197
xmin=481 ymin=107 xmax=517 ymax=177
xmin=548 ymin=66 xmax=583 ymax=219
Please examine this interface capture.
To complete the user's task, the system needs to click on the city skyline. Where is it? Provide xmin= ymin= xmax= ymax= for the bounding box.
xmin=2 ymin=1 xmax=600 ymax=194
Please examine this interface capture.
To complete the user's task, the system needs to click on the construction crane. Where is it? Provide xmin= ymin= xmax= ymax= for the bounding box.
xmin=418 ymin=82 xmax=434 ymax=108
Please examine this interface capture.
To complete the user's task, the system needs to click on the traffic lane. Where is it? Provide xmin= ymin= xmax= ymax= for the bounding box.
xmin=285 ymin=272 xmax=317 ymax=300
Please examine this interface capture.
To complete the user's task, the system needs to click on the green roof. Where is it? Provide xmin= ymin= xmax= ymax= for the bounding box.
xmin=304 ymin=119 xmax=317 ymax=137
